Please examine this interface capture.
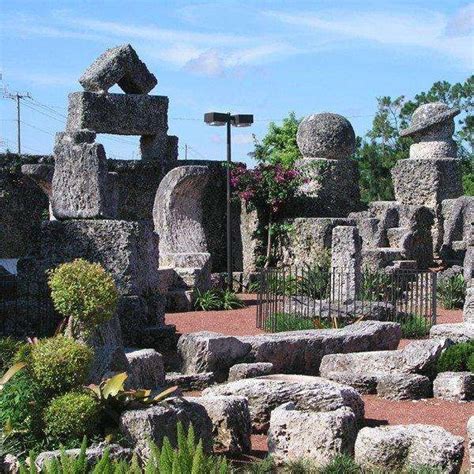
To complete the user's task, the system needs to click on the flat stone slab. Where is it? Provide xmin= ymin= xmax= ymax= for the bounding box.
xmin=165 ymin=372 xmax=216 ymax=391
xmin=355 ymin=424 xmax=464 ymax=473
xmin=202 ymin=374 xmax=364 ymax=433
xmin=66 ymin=92 xmax=168 ymax=135
xmin=79 ymin=44 xmax=157 ymax=94
xmin=186 ymin=395 xmax=251 ymax=454
xmin=430 ymin=323 xmax=474 ymax=343
xmin=237 ymin=321 xmax=401 ymax=374
xmin=376 ymin=373 xmax=432 ymax=400
xmin=268 ymin=404 xmax=357 ymax=466
xmin=228 ymin=362 xmax=273 ymax=382
xmin=433 ymin=371 xmax=474 ymax=401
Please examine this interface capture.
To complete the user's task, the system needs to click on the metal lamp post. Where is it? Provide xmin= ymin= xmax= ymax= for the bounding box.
xmin=204 ymin=112 xmax=254 ymax=290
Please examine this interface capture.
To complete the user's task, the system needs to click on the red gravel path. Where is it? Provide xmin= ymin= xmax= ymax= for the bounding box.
xmin=168 ymin=297 xmax=471 ymax=468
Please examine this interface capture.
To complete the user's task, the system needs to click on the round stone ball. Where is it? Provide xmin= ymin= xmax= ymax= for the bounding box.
xmin=297 ymin=113 xmax=356 ymax=160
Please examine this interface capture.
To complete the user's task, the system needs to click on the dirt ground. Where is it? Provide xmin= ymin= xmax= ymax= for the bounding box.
xmin=166 ymin=296 xmax=471 ymax=469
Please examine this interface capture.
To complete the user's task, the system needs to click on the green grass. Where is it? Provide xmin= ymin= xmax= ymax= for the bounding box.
xmin=263 ymin=313 xmax=315 ymax=332
xmin=400 ymin=315 xmax=430 ymax=339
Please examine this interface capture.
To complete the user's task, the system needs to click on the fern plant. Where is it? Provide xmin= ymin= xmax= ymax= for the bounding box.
xmin=194 ymin=289 xmax=245 ymax=311
xmin=437 ymin=274 xmax=466 ymax=309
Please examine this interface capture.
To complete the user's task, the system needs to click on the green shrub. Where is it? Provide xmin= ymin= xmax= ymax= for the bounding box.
xmin=318 ymin=454 xmax=360 ymax=473
xmin=48 ymin=259 xmax=119 ymax=331
xmin=468 ymin=352 xmax=474 ymax=372
xmin=0 ymin=337 xmax=22 ymax=373
xmin=30 ymin=336 xmax=93 ymax=394
xmin=44 ymin=392 xmax=101 ymax=446
xmin=361 ymin=268 xmax=395 ymax=302
xmin=263 ymin=313 xmax=315 ymax=332
xmin=437 ymin=274 xmax=466 ymax=309
xmin=194 ymin=289 xmax=245 ymax=311
xmin=400 ymin=315 xmax=430 ymax=339
xmin=0 ymin=371 xmax=45 ymax=455
xmin=437 ymin=341 xmax=474 ymax=373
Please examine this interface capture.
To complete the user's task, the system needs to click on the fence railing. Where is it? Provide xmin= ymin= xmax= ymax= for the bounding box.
xmin=256 ymin=266 xmax=437 ymax=333
xmin=0 ymin=273 xmax=61 ymax=338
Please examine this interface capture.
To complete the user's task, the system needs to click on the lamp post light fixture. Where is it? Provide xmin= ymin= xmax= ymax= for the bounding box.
xmin=204 ymin=112 xmax=254 ymax=290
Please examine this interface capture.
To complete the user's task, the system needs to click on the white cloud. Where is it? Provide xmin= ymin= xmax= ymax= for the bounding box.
xmin=445 ymin=3 xmax=474 ymax=36
xmin=265 ymin=6 xmax=474 ymax=68
xmin=184 ymin=49 xmax=225 ymax=76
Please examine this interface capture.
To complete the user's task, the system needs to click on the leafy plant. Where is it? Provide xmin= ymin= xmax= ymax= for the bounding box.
xmin=437 ymin=341 xmax=474 ymax=373
xmin=0 ymin=337 xmax=23 ymax=373
xmin=48 ymin=259 xmax=119 ymax=335
xmin=194 ymin=289 xmax=245 ymax=311
xmin=30 ymin=336 xmax=93 ymax=395
xmin=263 ymin=313 xmax=315 ymax=332
xmin=44 ymin=391 xmax=101 ymax=446
xmin=318 ymin=454 xmax=361 ymax=474
xmin=361 ymin=268 xmax=395 ymax=302
xmin=437 ymin=274 xmax=466 ymax=309
xmin=87 ymin=372 xmax=177 ymax=429
xmin=400 ymin=315 xmax=430 ymax=339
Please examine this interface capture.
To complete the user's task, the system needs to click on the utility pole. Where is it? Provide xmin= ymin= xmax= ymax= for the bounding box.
xmin=2 ymin=84 xmax=31 ymax=154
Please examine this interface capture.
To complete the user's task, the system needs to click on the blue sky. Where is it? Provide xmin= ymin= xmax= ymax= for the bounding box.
xmin=0 ymin=0 xmax=473 ymax=165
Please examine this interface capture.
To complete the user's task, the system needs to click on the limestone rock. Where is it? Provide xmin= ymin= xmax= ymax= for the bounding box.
xmin=165 ymin=372 xmax=216 ymax=391
xmin=433 ymin=372 xmax=474 ymax=402
xmin=178 ymin=332 xmax=251 ymax=382
xmin=79 ymin=44 xmax=157 ymax=94
xmin=228 ymin=362 xmax=273 ymax=381
xmin=187 ymin=395 xmax=251 ymax=454
xmin=35 ymin=444 xmax=132 ymax=470
xmin=464 ymin=284 xmax=474 ymax=324
xmin=119 ymin=397 xmax=213 ymax=459
xmin=126 ymin=348 xmax=165 ymax=389
xmin=468 ymin=416 xmax=474 ymax=472
xmin=238 ymin=321 xmax=401 ymax=374
xmin=376 ymin=373 xmax=432 ymax=400
xmin=430 ymin=323 xmax=474 ymax=343
xmin=66 ymin=92 xmax=168 ymax=135
xmin=203 ymin=374 xmax=364 ymax=433
xmin=51 ymin=140 xmax=111 ymax=219
xmin=268 ymin=404 xmax=357 ymax=466
xmin=355 ymin=424 xmax=464 ymax=474
xmin=1 ymin=454 xmax=19 ymax=474
xmin=297 ymin=113 xmax=356 ymax=160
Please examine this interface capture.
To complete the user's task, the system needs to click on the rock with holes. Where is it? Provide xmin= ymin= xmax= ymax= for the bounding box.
xmin=203 ymin=374 xmax=364 ymax=433
xmin=177 ymin=332 xmax=251 ymax=382
xmin=228 ymin=362 xmax=273 ymax=381
xmin=355 ymin=424 xmax=464 ymax=474
xmin=433 ymin=372 xmax=474 ymax=402
xmin=268 ymin=403 xmax=358 ymax=466
xmin=79 ymin=44 xmax=157 ymax=94
xmin=126 ymin=348 xmax=165 ymax=389
xmin=376 ymin=373 xmax=432 ymax=400
xmin=119 ymin=397 xmax=212 ymax=459
xmin=186 ymin=395 xmax=251 ymax=454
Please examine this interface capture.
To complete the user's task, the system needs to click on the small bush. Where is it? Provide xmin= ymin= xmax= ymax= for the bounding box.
xmin=263 ymin=313 xmax=315 ymax=332
xmin=401 ymin=315 xmax=430 ymax=339
xmin=0 ymin=337 xmax=22 ymax=373
xmin=437 ymin=341 xmax=474 ymax=373
xmin=194 ymin=289 xmax=245 ymax=311
xmin=468 ymin=352 xmax=474 ymax=372
xmin=437 ymin=274 xmax=466 ymax=309
xmin=30 ymin=336 xmax=93 ymax=394
xmin=318 ymin=454 xmax=360 ymax=473
xmin=48 ymin=259 xmax=119 ymax=330
xmin=44 ymin=391 xmax=101 ymax=446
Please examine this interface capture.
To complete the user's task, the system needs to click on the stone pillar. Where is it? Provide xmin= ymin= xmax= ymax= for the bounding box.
xmin=331 ymin=226 xmax=362 ymax=302
xmin=291 ymin=113 xmax=361 ymax=218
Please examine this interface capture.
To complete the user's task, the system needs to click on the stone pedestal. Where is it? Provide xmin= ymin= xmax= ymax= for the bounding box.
xmin=392 ymin=159 xmax=462 ymax=208
xmin=290 ymin=158 xmax=361 ymax=217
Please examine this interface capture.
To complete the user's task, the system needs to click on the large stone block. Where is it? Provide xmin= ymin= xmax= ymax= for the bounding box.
xmin=18 ymin=219 xmax=160 ymax=296
xmin=268 ymin=404 xmax=357 ymax=466
xmin=51 ymin=139 xmax=112 ymax=219
xmin=79 ymin=44 xmax=157 ymax=94
xmin=355 ymin=425 xmax=464 ymax=473
xmin=392 ymin=158 xmax=462 ymax=208
xmin=228 ymin=362 xmax=273 ymax=381
xmin=468 ymin=416 xmax=474 ymax=472
xmin=238 ymin=321 xmax=401 ymax=374
xmin=66 ymin=92 xmax=168 ymax=135
xmin=186 ymin=395 xmax=251 ymax=454
xmin=177 ymin=331 xmax=252 ymax=382
xmin=203 ymin=374 xmax=364 ymax=433
xmin=430 ymin=323 xmax=474 ymax=343
xmin=126 ymin=348 xmax=165 ymax=389
xmin=290 ymin=158 xmax=361 ymax=217
xmin=433 ymin=371 xmax=474 ymax=401
xmin=464 ymin=283 xmax=474 ymax=324
xmin=119 ymin=398 xmax=213 ymax=459
xmin=376 ymin=373 xmax=432 ymax=400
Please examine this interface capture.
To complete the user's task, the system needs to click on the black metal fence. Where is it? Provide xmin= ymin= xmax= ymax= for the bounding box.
xmin=256 ymin=266 xmax=437 ymax=333
xmin=0 ymin=273 xmax=61 ymax=338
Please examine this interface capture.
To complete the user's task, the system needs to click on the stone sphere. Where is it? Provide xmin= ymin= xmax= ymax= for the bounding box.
xmin=297 ymin=113 xmax=356 ymax=160
xmin=411 ymin=102 xmax=450 ymax=128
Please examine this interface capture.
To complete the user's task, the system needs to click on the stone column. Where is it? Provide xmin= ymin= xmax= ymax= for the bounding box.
xmin=331 ymin=226 xmax=362 ymax=303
